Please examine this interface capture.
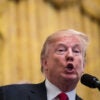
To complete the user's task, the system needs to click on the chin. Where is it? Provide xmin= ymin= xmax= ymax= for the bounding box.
xmin=63 ymin=73 xmax=78 ymax=80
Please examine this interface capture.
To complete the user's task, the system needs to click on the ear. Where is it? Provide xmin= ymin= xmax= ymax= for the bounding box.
xmin=82 ymin=59 xmax=86 ymax=74
xmin=83 ymin=52 xmax=86 ymax=69
xmin=83 ymin=57 xmax=86 ymax=68
xmin=83 ymin=61 xmax=86 ymax=69
xmin=41 ymin=58 xmax=48 ymax=71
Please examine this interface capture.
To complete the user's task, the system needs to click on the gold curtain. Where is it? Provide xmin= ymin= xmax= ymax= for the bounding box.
xmin=0 ymin=0 xmax=100 ymax=100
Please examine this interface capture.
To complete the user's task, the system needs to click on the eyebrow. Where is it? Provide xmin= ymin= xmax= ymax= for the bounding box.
xmin=73 ymin=44 xmax=82 ymax=48
xmin=56 ymin=43 xmax=67 ymax=47
xmin=56 ymin=43 xmax=81 ymax=46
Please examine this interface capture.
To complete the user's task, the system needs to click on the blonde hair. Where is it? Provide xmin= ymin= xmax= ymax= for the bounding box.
xmin=40 ymin=29 xmax=89 ymax=71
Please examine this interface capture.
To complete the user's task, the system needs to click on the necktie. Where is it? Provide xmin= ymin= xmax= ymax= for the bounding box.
xmin=58 ymin=92 xmax=69 ymax=100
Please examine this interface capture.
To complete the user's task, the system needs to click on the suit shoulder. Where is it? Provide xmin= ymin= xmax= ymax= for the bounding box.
xmin=0 ymin=81 xmax=45 ymax=91
xmin=0 ymin=84 xmax=33 ymax=92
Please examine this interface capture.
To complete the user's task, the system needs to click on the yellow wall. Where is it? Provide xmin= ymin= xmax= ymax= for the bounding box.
xmin=0 ymin=0 xmax=100 ymax=100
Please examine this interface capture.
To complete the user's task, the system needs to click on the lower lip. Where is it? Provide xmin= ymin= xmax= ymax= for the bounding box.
xmin=65 ymin=68 xmax=75 ymax=73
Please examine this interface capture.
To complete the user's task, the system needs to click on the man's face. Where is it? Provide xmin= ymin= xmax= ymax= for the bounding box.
xmin=43 ymin=35 xmax=85 ymax=86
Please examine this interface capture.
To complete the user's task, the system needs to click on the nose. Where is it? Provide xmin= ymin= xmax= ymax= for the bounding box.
xmin=66 ymin=48 xmax=74 ymax=61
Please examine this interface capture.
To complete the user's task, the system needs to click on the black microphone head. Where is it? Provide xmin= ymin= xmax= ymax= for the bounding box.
xmin=80 ymin=73 xmax=98 ymax=88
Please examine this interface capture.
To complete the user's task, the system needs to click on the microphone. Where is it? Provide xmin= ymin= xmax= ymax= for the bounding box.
xmin=80 ymin=73 xmax=100 ymax=91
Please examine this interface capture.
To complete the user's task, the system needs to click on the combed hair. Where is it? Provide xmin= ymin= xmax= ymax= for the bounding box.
xmin=40 ymin=29 xmax=89 ymax=71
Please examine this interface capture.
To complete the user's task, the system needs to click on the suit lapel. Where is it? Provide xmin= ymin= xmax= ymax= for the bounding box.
xmin=28 ymin=81 xmax=83 ymax=100
xmin=28 ymin=82 xmax=47 ymax=100
xmin=76 ymin=95 xmax=83 ymax=100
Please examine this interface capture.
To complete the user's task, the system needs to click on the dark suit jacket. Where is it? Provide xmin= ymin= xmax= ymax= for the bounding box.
xmin=0 ymin=81 xmax=82 ymax=100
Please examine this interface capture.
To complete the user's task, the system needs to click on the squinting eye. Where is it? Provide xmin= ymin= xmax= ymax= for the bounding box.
xmin=58 ymin=49 xmax=65 ymax=51
xmin=73 ymin=50 xmax=80 ymax=53
xmin=58 ymin=48 xmax=66 ymax=52
xmin=56 ymin=48 xmax=66 ymax=54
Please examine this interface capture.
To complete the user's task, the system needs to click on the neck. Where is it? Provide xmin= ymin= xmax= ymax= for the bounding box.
xmin=48 ymin=78 xmax=78 ymax=92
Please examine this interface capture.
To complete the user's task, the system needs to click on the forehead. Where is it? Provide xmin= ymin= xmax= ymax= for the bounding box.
xmin=50 ymin=35 xmax=82 ymax=46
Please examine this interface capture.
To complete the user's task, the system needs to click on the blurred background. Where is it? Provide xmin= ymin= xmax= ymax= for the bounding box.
xmin=0 ymin=0 xmax=100 ymax=99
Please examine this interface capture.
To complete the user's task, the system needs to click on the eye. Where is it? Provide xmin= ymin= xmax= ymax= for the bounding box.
xmin=56 ymin=48 xmax=66 ymax=54
xmin=58 ymin=48 xmax=65 ymax=52
xmin=59 ymin=48 xmax=65 ymax=51
xmin=73 ymin=45 xmax=82 ymax=54
xmin=74 ymin=50 xmax=80 ymax=53
xmin=73 ymin=49 xmax=81 ymax=54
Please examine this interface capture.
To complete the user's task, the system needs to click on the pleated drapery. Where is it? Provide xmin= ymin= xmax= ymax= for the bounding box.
xmin=0 ymin=0 xmax=100 ymax=100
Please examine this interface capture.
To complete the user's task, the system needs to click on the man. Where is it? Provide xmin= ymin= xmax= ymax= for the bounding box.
xmin=0 ymin=29 xmax=89 ymax=100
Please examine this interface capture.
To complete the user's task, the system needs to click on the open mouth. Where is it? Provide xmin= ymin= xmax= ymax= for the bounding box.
xmin=66 ymin=63 xmax=74 ymax=71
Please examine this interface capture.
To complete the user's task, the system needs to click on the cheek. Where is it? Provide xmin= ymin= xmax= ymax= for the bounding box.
xmin=77 ymin=58 xmax=85 ymax=73
xmin=50 ymin=53 xmax=63 ymax=63
xmin=47 ymin=56 xmax=63 ymax=72
xmin=46 ymin=56 xmax=59 ymax=69
xmin=50 ymin=57 xmax=62 ymax=68
xmin=46 ymin=52 xmax=65 ymax=70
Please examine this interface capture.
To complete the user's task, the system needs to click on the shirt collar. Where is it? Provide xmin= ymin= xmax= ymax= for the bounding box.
xmin=67 ymin=89 xmax=76 ymax=100
xmin=45 ymin=79 xmax=61 ymax=100
xmin=45 ymin=79 xmax=76 ymax=100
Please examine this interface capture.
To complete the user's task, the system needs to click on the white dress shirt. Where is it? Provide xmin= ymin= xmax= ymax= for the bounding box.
xmin=45 ymin=79 xmax=76 ymax=100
